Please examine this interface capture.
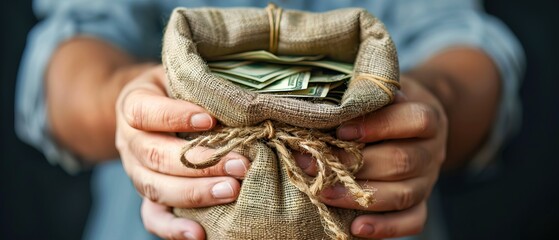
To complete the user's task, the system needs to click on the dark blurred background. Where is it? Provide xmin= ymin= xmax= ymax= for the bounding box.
xmin=1 ymin=0 xmax=558 ymax=239
xmin=0 ymin=1 xmax=92 ymax=239
xmin=439 ymin=1 xmax=559 ymax=239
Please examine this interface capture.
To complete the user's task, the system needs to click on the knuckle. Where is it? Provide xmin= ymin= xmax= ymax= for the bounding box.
xmin=143 ymin=183 xmax=160 ymax=203
xmin=391 ymin=147 xmax=412 ymax=177
xmin=160 ymin=107 xmax=182 ymax=131
xmin=379 ymin=225 xmax=398 ymax=238
xmin=132 ymin=173 xmax=160 ymax=203
xmin=127 ymin=98 xmax=145 ymax=129
xmin=396 ymin=186 xmax=415 ymax=211
xmin=137 ymin=182 xmax=160 ymax=203
xmin=196 ymin=167 xmax=214 ymax=176
xmin=145 ymin=145 xmax=167 ymax=173
xmin=199 ymin=166 xmax=221 ymax=176
xmin=411 ymin=103 xmax=436 ymax=135
xmin=182 ymin=187 xmax=205 ymax=207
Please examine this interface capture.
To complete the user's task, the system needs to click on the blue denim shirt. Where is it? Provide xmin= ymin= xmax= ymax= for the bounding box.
xmin=16 ymin=0 xmax=524 ymax=239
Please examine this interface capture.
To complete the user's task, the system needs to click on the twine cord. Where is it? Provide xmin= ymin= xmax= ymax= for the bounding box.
xmin=179 ymin=120 xmax=376 ymax=240
xmin=354 ymin=73 xmax=401 ymax=102
xmin=265 ymin=3 xmax=282 ymax=54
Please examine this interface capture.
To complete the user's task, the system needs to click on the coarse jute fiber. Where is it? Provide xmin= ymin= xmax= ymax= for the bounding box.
xmin=162 ymin=5 xmax=399 ymax=240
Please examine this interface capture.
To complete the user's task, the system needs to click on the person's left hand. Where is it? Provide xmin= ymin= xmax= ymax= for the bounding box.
xmin=115 ymin=66 xmax=250 ymax=240
xmin=296 ymin=76 xmax=448 ymax=239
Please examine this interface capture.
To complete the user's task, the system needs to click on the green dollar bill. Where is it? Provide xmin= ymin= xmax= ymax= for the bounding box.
xmin=268 ymin=83 xmax=330 ymax=98
xmin=211 ymin=50 xmax=353 ymax=74
xmin=207 ymin=60 xmax=253 ymax=69
xmin=213 ymin=72 xmax=267 ymax=89
xmin=213 ymin=67 xmax=310 ymax=89
xmin=210 ymin=50 xmax=325 ymax=62
xmin=297 ymin=60 xmax=353 ymax=74
xmin=255 ymin=72 xmax=311 ymax=93
xmin=309 ymin=71 xmax=351 ymax=83
xmin=211 ymin=62 xmax=296 ymax=82
xmin=208 ymin=50 xmax=353 ymax=99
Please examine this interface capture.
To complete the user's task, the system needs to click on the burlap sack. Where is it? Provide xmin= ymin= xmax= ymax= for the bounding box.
xmin=162 ymin=5 xmax=400 ymax=240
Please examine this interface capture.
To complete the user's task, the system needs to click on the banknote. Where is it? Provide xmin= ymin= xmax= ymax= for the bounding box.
xmin=208 ymin=50 xmax=354 ymax=101
xmin=267 ymin=83 xmax=330 ymax=98
xmin=211 ymin=50 xmax=353 ymax=74
xmin=255 ymin=72 xmax=311 ymax=93
xmin=213 ymin=66 xmax=310 ymax=88
xmin=309 ymin=70 xmax=351 ymax=83
xmin=209 ymin=50 xmax=325 ymax=62
xmin=297 ymin=60 xmax=353 ymax=74
xmin=207 ymin=60 xmax=253 ymax=69
xmin=211 ymin=62 xmax=302 ymax=83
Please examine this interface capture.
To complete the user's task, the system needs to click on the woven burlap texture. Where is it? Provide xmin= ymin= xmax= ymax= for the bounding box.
xmin=163 ymin=6 xmax=399 ymax=240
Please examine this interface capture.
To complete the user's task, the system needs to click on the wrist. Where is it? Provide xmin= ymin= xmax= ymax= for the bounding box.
xmin=46 ymin=37 xmax=157 ymax=163
xmin=401 ymin=48 xmax=502 ymax=172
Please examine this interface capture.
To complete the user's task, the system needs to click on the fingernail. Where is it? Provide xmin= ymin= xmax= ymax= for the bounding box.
xmin=337 ymin=124 xmax=361 ymax=141
xmin=357 ymin=224 xmax=374 ymax=236
xmin=211 ymin=181 xmax=234 ymax=199
xmin=322 ymin=184 xmax=346 ymax=199
xmin=190 ymin=113 xmax=212 ymax=130
xmin=225 ymin=159 xmax=248 ymax=178
xmin=183 ymin=232 xmax=197 ymax=240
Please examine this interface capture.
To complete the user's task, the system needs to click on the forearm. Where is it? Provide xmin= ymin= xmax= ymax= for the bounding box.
xmin=46 ymin=37 xmax=155 ymax=164
xmin=403 ymin=47 xmax=501 ymax=172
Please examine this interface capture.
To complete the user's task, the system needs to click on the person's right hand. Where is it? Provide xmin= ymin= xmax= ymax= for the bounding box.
xmin=115 ymin=65 xmax=251 ymax=240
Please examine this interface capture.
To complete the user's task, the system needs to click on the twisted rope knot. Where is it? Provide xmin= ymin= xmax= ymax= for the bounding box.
xmin=262 ymin=120 xmax=275 ymax=139
xmin=180 ymin=120 xmax=376 ymax=240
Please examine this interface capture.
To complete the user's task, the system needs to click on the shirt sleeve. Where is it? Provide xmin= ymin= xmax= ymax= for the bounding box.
xmin=15 ymin=0 xmax=164 ymax=174
xmin=386 ymin=0 xmax=525 ymax=174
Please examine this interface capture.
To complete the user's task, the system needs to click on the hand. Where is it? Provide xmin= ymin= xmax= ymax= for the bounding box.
xmin=115 ymin=65 xmax=251 ymax=239
xmin=297 ymin=77 xmax=448 ymax=239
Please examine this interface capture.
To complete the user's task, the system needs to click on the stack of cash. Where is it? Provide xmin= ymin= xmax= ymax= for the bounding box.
xmin=208 ymin=50 xmax=353 ymax=104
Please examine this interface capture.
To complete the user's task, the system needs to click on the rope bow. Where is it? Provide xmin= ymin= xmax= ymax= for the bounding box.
xmin=180 ymin=120 xmax=376 ymax=240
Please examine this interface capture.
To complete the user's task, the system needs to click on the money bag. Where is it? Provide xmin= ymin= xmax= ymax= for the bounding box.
xmin=162 ymin=4 xmax=400 ymax=240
